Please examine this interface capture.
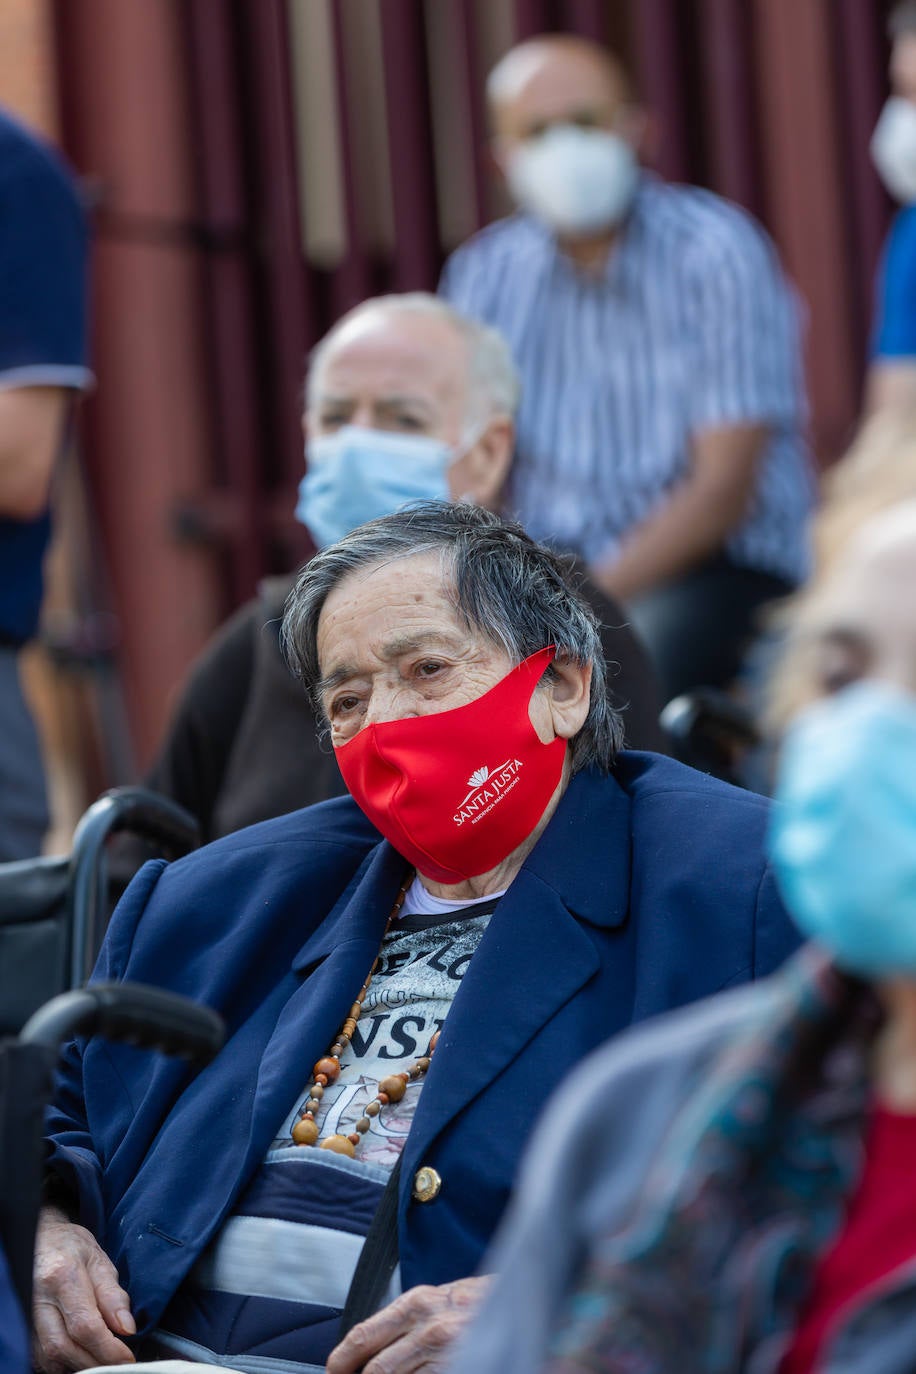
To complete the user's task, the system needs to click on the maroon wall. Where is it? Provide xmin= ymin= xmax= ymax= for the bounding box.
xmin=52 ymin=0 xmax=893 ymax=768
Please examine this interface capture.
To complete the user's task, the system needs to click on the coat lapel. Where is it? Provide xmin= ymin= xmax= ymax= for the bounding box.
xmin=243 ymin=840 xmax=413 ymax=1166
xmin=404 ymin=768 xmax=633 ymax=1165
xmin=122 ymin=839 xmax=411 ymax=1249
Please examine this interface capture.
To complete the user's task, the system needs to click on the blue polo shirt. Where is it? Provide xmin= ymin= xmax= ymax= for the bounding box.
xmin=0 ymin=108 xmax=91 ymax=645
xmin=872 ymin=205 xmax=916 ymax=359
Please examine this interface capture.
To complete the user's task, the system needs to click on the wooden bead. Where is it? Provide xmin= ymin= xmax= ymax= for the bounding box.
xmin=311 ymin=1083 xmax=324 ymax=1099
xmin=306 ymin=1098 xmax=321 ymax=1113
xmin=416 ymin=1057 xmax=431 ymax=1072
xmin=314 ymin=1057 xmax=340 ymax=1084
xmin=366 ymin=1101 xmax=381 ymax=1117
xmin=347 ymin=1133 xmax=360 ymax=1146
xmin=356 ymin=1117 xmax=371 ymax=1133
xmin=377 ymin=1092 xmax=389 ymax=1105
xmin=292 ymin=1117 xmax=319 ymax=1146
xmin=379 ymin=1075 xmax=407 ymax=1103
xmin=428 ymin=1031 xmax=440 ymax=1053
xmin=321 ymin=1134 xmax=356 ymax=1157
xmin=350 ymin=1003 xmax=363 ymax=1020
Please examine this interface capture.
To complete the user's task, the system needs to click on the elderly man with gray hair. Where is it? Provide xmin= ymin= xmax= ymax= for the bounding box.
xmin=145 ymin=292 xmax=665 ymax=844
xmin=35 ymin=501 xmax=797 ymax=1374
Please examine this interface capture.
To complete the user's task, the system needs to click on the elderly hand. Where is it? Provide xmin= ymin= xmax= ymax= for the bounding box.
xmin=32 ymin=1205 xmax=136 ymax=1372
xmin=326 ymin=1275 xmax=491 ymax=1374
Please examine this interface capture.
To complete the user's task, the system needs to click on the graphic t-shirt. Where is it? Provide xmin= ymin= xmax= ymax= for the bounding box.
xmin=153 ymin=885 xmax=500 ymax=1372
xmin=273 ymin=891 xmax=497 ymax=1164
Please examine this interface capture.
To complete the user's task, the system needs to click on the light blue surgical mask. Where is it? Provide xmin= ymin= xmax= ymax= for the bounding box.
xmin=296 ymin=425 xmax=453 ymax=549
xmin=769 ymin=681 xmax=916 ymax=978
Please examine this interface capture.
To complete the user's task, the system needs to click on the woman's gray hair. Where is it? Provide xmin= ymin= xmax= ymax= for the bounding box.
xmin=282 ymin=501 xmax=624 ymax=773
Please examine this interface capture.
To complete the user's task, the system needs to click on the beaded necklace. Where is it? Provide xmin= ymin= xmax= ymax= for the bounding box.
xmin=290 ymin=872 xmax=440 ymax=1157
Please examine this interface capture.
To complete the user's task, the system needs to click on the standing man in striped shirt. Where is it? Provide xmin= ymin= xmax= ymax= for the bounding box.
xmin=441 ymin=34 xmax=813 ymax=702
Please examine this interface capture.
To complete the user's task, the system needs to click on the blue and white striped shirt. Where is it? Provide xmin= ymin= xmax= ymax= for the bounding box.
xmin=441 ymin=177 xmax=813 ymax=584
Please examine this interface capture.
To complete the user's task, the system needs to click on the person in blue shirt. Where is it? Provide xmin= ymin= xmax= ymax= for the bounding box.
xmin=0 ymin=108 xmax=91 ymax=860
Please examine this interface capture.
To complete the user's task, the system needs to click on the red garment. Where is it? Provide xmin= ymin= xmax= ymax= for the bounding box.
xmin=781 ymin=1103 xmax=916 ymax=1373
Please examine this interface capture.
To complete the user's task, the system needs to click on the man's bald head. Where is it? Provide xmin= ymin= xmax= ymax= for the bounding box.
xmin=487 ymin=35 xmax=635 ymax=142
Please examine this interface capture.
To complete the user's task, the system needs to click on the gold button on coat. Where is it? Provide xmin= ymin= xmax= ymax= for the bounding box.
xmin=412 ymin=1165 xmax=442 ymax=1202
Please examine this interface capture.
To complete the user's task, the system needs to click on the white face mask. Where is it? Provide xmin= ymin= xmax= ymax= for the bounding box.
xmin=505 ymin=123 xmax=639 ymax=236
xmin=871 ymin=97 xmax=916 ymax=204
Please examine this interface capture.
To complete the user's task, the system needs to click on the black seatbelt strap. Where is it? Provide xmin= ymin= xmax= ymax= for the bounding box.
xmin=339 ymin=1154 xmax=403 ymax=1336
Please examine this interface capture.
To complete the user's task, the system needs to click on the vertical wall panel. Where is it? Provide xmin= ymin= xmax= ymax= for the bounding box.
xmin=426 ymin=0 xmax=487 ymax=247
xmin=327 ymin=0 xmax=379 ymax=311
xmin=52 ymin=0 xmax=223 ymax=766
xmin=241 ymin=0 xmax=315 ymax=495
xmin=288 ymin=0 xmax=348 ymax=270
xmin=630 ymin=0 xmax=692 ymax=179
xmin=753 ymin=0 xmax=859 ymax=459
xmin=185 ymin=0 xmax=266 ymax=602
xmin=338 ymin=0 xmax=396 ymax=261
xmin=694 ymin=0 xmax=761 ymax=216
xmin=834 ymin=0 xmax=891 ymax=374
xmin=52 ymin=0 xmax=899 ymax=771
xmin=514 ymin=0 xmax=556 ymax=40
xmin=379 ymin=0 xmax=440 ymax=288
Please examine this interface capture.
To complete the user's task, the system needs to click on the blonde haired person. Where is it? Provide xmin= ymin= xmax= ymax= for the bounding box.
xmin=766 ymin=405 xmax=916 ymax=732
xmin=446 ymin=495 xmax=916 ymax=1374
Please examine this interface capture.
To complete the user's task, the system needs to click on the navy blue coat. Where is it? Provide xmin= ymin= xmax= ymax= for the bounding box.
xmin=45 ymin=754 xmax=799 ymax=1336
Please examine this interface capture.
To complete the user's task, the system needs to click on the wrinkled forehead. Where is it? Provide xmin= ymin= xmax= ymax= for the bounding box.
xmin=815 ymin=521 xmax=916 ymax=648
xmin=316 ymin=548 xmax=463 ymax=656
xmin=310 ymin=312 xmax=470 ymax=410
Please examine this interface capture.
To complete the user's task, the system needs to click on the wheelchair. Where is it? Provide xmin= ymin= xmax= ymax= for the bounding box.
xmin=0 ymin=786 xmax=220 ymax=1369
xmin=0 ymin=787 xmax=200 ymax=1037
xmin=0 ymin=983 xmax=224 ymax=1371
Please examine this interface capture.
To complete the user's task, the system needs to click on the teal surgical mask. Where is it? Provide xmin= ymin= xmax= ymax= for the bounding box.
xmin=769 ymin=681 xmax=916 ymax=978
xmin=296 ymin=425 xmax=453 ymax=548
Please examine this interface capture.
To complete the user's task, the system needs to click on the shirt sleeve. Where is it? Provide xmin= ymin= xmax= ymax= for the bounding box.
xmin=0 ymin=128 xmax=91 ymax=390
xmin=683 ymin=207 xmax=805 ymax=431
xmin=438 ymin=237 xmax=493 ymax=318
xmin=871 ymin=208 xmax=916 ymax=359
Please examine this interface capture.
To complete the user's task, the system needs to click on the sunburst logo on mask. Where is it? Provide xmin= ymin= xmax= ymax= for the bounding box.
xmin=453 ymin=759 xmax=525 ymax=827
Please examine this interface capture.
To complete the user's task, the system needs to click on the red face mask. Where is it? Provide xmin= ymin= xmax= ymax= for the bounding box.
xmin=335 ymin=647 xmax=568 ymax=884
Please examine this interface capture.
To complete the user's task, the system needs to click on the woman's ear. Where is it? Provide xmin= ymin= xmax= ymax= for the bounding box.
xmin=530 ymin=657 xmax=592 ymax=743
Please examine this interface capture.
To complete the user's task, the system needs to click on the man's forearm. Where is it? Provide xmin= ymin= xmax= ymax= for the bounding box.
xmin=590 ymin=477 xmax=745 ymax=600
xmin=591 ymin=424 xmax=768 ymax=601
xmin=0 ymin=386 xmax=70 ymax=519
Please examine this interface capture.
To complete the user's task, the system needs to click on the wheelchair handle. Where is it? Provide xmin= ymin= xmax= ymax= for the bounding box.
xmin=68 ymin=787 xmax=201 ymax=988
xmin=19 ymin=982 xmax=224 ymax=1062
